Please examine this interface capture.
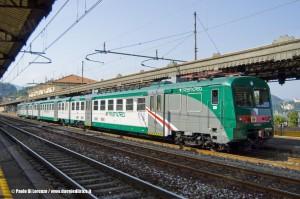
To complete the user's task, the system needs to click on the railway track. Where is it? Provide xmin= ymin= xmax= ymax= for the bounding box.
xmin=1 ymin=116 xmax=300 ymax=198
xmin=10 ymin=114 xmax=300 ymax=169
xmin=0 ymin=118 xmax=183 ymax=199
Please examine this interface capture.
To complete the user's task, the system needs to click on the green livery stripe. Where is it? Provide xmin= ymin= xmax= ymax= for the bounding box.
xmin=92 ymin=122 xmax=148 ymax=134
xmin=92 ymin=92 xmax=147 ymax=100
xmin=70 ymin=99 xmax=85 ymax=102
xmin=40 ymin=116 xmax=56 ymax=121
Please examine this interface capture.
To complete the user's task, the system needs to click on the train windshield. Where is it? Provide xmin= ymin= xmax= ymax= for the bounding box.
xmin=234 ymin=87 xmax=270 ymax=108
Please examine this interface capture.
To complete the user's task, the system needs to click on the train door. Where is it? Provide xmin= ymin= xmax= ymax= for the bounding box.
xmin=54 ymin=101 xmax=58 ymax=121
xmin=147 ymin=94 xmax=165 ymax=136
xmin=25 ymin=104 xmax=28 ymax=117
xmin=85 ymin=98 xmax=92 ymax=127
xmin=208 ymin=86 xmax=223 ymax=132
xmin=37 ymin=104 xmax=40 ymax=119
xmin=164 ymin=93 xmax=181 ymax=136
xmin=67 ymin=100 xmax=71 ymax=124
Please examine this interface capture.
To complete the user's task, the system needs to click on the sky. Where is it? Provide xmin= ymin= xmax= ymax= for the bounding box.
xmin=1 ymin=0 xmax=300 ymax=99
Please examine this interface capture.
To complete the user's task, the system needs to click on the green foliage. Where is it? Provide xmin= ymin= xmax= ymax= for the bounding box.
xmin=274 ymin=115 xmax=287 ymax=126
xmin=287 ymin=111 xmax=299 ymax=127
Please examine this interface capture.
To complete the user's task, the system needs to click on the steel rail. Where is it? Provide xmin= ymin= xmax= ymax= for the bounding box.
xmin=2 ymin=116 xmax=300 ymax=198
xmin=1 ymin=38 xmax=300 ymax=105
xmin=0 ymin=119 xmax=184 ymax=199
xmin=41 ymin=126 xmax=300 ymax=199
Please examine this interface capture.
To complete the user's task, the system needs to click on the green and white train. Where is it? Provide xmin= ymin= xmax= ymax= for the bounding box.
xmin=17 ymin=76 xmax=274 ymax=149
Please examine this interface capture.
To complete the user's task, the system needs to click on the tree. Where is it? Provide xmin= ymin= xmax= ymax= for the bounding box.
xmin=274 ymin=115 xmax=287 ymax=127
xmin=287 ymin=111 xmax=299 ymax=127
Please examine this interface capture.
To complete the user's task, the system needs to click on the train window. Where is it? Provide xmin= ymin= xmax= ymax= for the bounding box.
xmin=81 ymin=102 xmax=85 ymax=110
xmin=150 ymin=96 xmax=154 ymax=111
xmin=254 ymin=89 xmax=270 ymax=108
xmin=76 ymin=102 xmax=80 ymax=110
xmin=116 ymin=99 xmax=123 ymax=111
xmin=71 ymin=102 xmax=74 ymax=110
xmin=137 ymin=98 xmax=145 ymax=111
xmin=234 ymin=87 xmax=253 ymax=107
xmin=126 ymin=99 xmax=133 ymax=111
xmin=108 ymin=99 xmax=114 ymax=111
xmin=187 ymin=93 xmax=202 ymax=112
xmin=211 ymin=90 xmax=219 ymax=105
xmin=100 ymin=100 xmax=106 ymax=111
xmin=157 ymin=95 xmax=161 ymax=112
xmin=93 ymin=101 xmax=98 ymax=110
xmin=58 ymin=103 xmax=61 ymax=110
xmin=62 ymin=103 xmax=65 ymax=111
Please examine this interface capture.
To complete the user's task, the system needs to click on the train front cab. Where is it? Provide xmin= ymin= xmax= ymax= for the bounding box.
xmin=231 ymin=77 xmax=273 ymax=144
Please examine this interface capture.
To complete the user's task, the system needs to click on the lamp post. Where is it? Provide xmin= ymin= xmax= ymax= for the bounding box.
xmin=81 ymin=61 xmax=84 ymax=84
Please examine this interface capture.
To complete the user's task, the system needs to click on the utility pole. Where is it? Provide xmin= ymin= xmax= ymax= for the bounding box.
xmin=81 ymin=61 xmax=84 ymax=84
xmin=194 ymin=11 xmax=198 ymax=60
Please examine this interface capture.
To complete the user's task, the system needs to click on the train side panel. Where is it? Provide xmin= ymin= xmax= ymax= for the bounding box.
xmin=40 ymin=101 xmax=56 ymax=121
xmin=57 ymin=97 xmax=71 ymax=124
xmin=70 ymin=97 xmax=86 ymax=125
xmin=91 ymin=94 xmax=148 ymax=134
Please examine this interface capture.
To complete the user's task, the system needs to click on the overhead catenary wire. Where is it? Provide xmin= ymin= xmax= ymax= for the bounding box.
xmin=46 ymin=0 xmax=104 ymax=51
xmin=201 ymin=0 xmax=300 ymax=33
xmin=1 ymin=0 xmax=71 ymax=82
xmin=4 ymin=0 xmax=299 ymax=83
xmin=140 ymin=34 xmax=193 ymax=69
xmin=87 ymin=0 xmax=300 ymax=69
xmin=5 ymin=0 xmax=105 ymax=82
xmin=30 ymin=0 xmax=71 ymax=44
xmin=162 ymin=34 xmax=194 ymax=57
xmin=110 ymin=30 xmax=193 ymax=51
xmin=196 ymin=16 xmax=220 ymax=53
xmin=86 ymin=32 xmax=193 ymax=65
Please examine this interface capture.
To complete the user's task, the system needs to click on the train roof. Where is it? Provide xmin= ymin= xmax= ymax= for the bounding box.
xmin=18 ymin=76 xmax=267 ymax=104
xmin=91 ymin=76 xmax=267 ymax=99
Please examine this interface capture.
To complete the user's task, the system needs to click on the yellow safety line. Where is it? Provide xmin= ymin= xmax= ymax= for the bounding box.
xmin=0 ymin=167 xmax=13 ymax=199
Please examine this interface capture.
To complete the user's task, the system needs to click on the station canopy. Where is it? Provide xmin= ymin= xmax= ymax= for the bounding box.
xmin=0 ymin=0 xmax=54 ymax=79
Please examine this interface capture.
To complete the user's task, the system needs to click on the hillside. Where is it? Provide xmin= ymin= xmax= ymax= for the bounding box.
xmin=0 ymin=82 xmax=17 ymax=97
xmin=271 ymin=95 xmax=284 ymax=114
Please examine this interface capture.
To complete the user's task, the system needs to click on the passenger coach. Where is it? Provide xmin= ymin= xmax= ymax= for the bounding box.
xmin=17 ymin=76 xmax=274 ymax=149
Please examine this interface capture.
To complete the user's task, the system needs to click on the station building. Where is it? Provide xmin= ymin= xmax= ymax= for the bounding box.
xmin=28 ymin=74 xmax=96 ymax=98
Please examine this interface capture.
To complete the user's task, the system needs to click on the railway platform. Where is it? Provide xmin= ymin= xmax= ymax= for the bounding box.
xmin=264 ymin=136 xmax=300 ymax=154
xmin=0 ymin=127 xmax=58 ymax=199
